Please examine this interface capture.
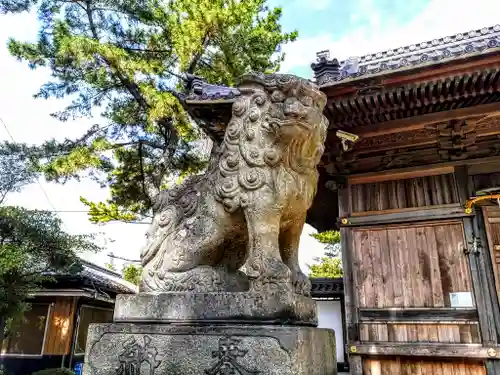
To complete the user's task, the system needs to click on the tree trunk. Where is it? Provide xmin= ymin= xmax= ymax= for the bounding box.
xmin=0 ymin=315 xmax=5 ymax=349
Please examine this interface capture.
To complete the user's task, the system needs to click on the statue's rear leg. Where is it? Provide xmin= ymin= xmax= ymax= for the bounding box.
xmin=243 ymin=207 xmax=292 ymax=293
xmin=140 ymin=222 xmax=248 ymax=292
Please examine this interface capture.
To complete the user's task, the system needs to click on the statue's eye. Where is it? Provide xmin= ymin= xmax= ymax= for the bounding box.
xmin=301 ymin=96 xmax=313 ymax=107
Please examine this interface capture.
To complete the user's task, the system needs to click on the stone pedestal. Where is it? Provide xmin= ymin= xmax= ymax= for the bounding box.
xmin=113 ymin=292 xmax=318 ymax=325
xmin=84 ymin=323 xmax=335 ymax=375
xmin=83 ymin=293 xmax=337 ymax=375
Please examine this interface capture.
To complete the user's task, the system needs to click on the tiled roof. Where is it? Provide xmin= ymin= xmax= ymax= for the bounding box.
xmin=47 ymin=259 xmax=138 ymax=295
xmin=310 ymin=277 xmax=344 ymax=297
xmin=79 ymin=260 xmax=138 ymax=294
xmin=183 ymin=74 xmax=241 ymax=101
xmin=312 ymin=24 xmax=500 ymax=87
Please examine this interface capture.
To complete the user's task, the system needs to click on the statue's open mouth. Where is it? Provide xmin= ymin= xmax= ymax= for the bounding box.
xmin=279 ymin=118 xmax=314 ymax=130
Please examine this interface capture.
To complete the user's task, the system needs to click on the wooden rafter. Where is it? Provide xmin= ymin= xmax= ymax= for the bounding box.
xmin=327 ymin=69 xmax=500 ymax=129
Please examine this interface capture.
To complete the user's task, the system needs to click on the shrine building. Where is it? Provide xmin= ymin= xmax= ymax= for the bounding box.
xmin=310 ymin=24 xmax=500 ymax=375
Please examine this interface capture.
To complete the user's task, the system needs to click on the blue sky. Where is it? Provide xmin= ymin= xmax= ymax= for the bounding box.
xmin=1 ymin=0 xmax=500 ymax=272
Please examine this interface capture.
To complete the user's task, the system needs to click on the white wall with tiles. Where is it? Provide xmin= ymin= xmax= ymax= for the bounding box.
xmin=316 ymin=299 xmax=345 ymax=364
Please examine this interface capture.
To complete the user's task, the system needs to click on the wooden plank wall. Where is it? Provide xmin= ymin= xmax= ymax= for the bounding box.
xmin=352 ymin=221 xmax=472 ymax=309
xmin=351 ymin=174 xmax=458 ymax=212
xmin=362 ymin=357 xmax=486 ymax=375
xmin=343 ymin=171 xmax=487 ymax=375
xmin=483 ymin=207 xmax=500 ymax=304
xmin=43 ymin=297 xmax=77 ymax=355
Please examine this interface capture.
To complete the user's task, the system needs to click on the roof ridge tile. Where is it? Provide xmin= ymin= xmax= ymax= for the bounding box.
xmin=312 ymin=24 xmax=500 ymax=86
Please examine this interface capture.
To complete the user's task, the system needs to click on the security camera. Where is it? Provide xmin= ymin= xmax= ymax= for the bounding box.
xmin=336 ymin=130 xmax=359 ymax=151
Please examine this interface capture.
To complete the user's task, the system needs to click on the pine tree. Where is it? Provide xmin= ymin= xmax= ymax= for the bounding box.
xmin=311 ymin=230 xmax=341 ymax=257
xmin=122 ymin=263 xmax=142 ymax=286
xmin=0 ymin=0 xmax=297 ymax=223
xmin=309 ymin=230 xmax=343 ymax=278
xmin=309 ymin=257 xmax=343 ymax=278
xmin=104 ymin=263 xmax=117 ymax=272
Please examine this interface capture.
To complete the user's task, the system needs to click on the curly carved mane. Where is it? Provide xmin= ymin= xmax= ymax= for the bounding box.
xmin=214 ymin=74 xmax=328 ymax=213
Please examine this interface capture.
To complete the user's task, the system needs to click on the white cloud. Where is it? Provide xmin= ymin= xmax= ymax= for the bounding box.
xmin=280 ymin=34 xmax=336 ymax=77
xmin=281 ymin=0 xmax=500 ymax=73
xmin=355 ymin=0 xmax=381 ymax=31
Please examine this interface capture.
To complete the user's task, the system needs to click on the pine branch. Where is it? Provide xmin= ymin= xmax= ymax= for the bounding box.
xmin=2 ymin=0 xmax=298 ymax=224
xmin=187 ymin=30 xmax=211 ymax=74
xmin=83 ymin=0 xmax=150 ymax=112
xmin=138 ymin=142 xmax=155 ymax=202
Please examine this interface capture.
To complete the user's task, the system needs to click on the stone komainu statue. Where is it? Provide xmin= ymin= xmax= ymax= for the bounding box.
xmin=139 ymin=73 xmax=328 ymax=296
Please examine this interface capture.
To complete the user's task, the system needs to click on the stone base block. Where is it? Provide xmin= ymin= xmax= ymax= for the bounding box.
xmin=83 ymin=323 xmax=337 ymax=375
xmin=114 ymin=292 xmax=318 ymax=326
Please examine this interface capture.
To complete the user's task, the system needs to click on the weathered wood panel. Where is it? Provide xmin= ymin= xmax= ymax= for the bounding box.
xmin=359 ymin=323 xmax=481 ymax=343
xmin=42 ymin=297 xmax=77 ymax=355
xmin=483 ymin=206 xmax=500 ymax=305
xmin=342 ymin=171 xmax=487 ymax=374
xmin=352 ymin=221 xmax=472 ymax=309
xmin=473 ymin=172 xmax=500 ymax=192
xmin=352 ymin=343 xmax=500 ymax=359
xmin=345 ymin=204 xmax=472 ymax=225
xmin=351 ymin=174 xmax=459 ymax=213
xmin=359 ymin=307 xmax=478 ymax=322
xmin=361 ymin=357 xmax=486 ymax=375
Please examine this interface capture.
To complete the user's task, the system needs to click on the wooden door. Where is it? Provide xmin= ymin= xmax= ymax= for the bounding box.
xmin=482 ymin=206 xmax=500 ymax=304
xmin=341 ymin=171 xmax=489 ymax=375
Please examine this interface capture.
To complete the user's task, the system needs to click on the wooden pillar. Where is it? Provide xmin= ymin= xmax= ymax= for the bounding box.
xmin=455 ymin=166 xmax=500 ymax=374
xmin=338 ymin=184 xmax=361 ymax=374
xmin=339 ymin=294 xmax=349 ymax=373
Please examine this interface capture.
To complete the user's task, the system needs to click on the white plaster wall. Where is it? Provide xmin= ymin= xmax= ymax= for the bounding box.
xmin=316 ymin=300 xmax=345 ymax=364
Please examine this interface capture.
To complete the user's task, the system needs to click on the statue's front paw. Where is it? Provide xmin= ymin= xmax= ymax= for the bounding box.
xmin=293 ymin=272 xmax=312 ymax=296
xmin=246 ymin=258 xmax=291 ymax=280
xmin=248 ymin=258 xmax=292 ymax=293
xmin=241 ymin=263 xmax=260 ymax=279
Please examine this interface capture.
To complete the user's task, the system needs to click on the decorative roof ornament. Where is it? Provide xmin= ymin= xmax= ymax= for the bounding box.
xmin=316 ymin=49 xmax=331 ymax=61
xmin=343 ymin=56 xmax=360 ymax=75
xmin=311 ymin=51 xmax=341 ymax=85
xmin=81 ymin=261 xmax=138 ymax=294
xmin=184 ymin=74 xmax=241 ymax=101
xmin=46 ymin=258 xmax=138 ymax=294
xmin=312 ymin=24 xmax=500 ymax=87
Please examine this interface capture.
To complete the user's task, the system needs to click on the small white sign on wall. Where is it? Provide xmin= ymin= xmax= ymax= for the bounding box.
xmin=449 ymin=292 xmax=474 ymax=308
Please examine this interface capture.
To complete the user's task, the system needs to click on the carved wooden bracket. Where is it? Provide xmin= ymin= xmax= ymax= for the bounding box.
xmin=379 ymin=149 xmax=413 ymax=170
xmin=437 ymin=119 xmax=478 ymax=161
